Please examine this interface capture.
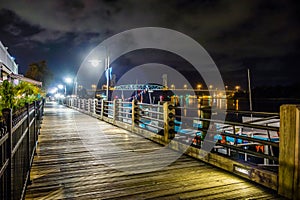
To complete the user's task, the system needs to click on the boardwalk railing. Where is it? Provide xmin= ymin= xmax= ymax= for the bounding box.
xmin=67 ymin=98 xmax=299 ymax=199
xmin=0 ymin=100 xmax=44 ymax=200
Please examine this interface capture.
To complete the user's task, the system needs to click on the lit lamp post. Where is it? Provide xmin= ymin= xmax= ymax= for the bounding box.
xmin=171 ymin=84 xmax=175 ymax=90
xmin=197 ymin=84 xmax=202 ymax=90
xmin=57 ymin=84 xmax=64 ymax=104
xmin=89 ymin=55 xmax=110 ymax=100
xmin=57 ymin=84 xmax=64 ymax=95
xmin=235 ymin=85 xmax=240 ymax=91
xmin=64 ymin=77 xmax=73 ymax=96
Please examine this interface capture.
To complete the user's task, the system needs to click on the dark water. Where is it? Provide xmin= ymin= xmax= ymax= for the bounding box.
xmin=177 ymin=97 xmax=300 ymax=123
xmin=234 ymin=98 xmax=300 ymax=113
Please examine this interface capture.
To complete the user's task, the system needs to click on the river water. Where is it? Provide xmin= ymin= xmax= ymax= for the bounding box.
xmin=176 ymin=96 xmax=299 ymax=123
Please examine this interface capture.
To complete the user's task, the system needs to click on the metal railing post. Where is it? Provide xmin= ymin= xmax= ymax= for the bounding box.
xmin=26 ymin=103 xmax=31 ymax=184
xmin=33 ymin=102 xmax=36 ymax=145
xmin=33 ymin=101 xmax=37 ymax=154
xmin=2 ymin=108 xmax=12 ymax=200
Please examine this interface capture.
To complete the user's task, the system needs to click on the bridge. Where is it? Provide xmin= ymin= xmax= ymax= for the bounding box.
xmin=1 ymin=99 xmax=299 ymax=199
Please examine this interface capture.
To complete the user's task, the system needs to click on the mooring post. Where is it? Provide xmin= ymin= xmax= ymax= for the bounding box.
xmin=279 ymin=105 xmax=300 ymax=200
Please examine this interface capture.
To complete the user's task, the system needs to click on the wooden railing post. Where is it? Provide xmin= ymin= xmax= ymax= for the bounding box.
xmin=279 ymin=105 xmax=300 ymax=200
xmin=163 ymin=102 xmax=169 ymax=142
xmin=113 ymin=99 xmax=118 ymax=123
xmin=2 ymin=108 xmax=12 ymax=200
xmin=93 ymin=99 xmax=97 ymax=114
xmin=100 ymin=99 xmax=104 ymax=119
xmin=163 ymin=102 xmax=175 ymax=142
xmin=131 ymin=100 xmax=137 ymax=130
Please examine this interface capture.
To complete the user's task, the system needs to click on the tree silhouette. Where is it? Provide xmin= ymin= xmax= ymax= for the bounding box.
xmin=25 ymin=60 xmax=53 ymax=89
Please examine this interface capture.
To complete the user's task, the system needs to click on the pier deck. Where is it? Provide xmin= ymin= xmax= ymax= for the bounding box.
xmin=25 ymin=102 xmax=282 ymax=199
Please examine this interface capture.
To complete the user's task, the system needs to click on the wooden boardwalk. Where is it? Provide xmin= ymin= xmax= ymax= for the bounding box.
xmin=25 ymin=102 xmax=282 ymax=199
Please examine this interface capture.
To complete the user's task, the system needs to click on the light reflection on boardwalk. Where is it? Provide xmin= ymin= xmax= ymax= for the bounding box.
xmin=25 ymin=102 xmax=282 ymax=199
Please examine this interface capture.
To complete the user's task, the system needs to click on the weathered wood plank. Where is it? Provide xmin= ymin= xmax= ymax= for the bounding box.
xmin=279 ymin=105 xmax=300 ymax=200
xmin=25 ymin=102 xmax=283 ymax=199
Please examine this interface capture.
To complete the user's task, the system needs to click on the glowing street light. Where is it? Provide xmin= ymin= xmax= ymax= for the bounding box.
xmin=64 ymin=77 xmax=75 ymax=96
xmin=197 ymin=84 xmax=202 ymax=90
xmin=235 ymin=85 xmax=240 ymax=91
xmin=91 ymin=84 xmax=97 ymax=91
xmin=171 ymin=84 xmax=175 ymax=90
xmin=65 ymin=77 xmax=73 ymax=84
xmin=183 ymin=84 xmax=188 ymax=89
xmin=57 ymin=84 xmax=64 ymax=90
xmin=88 ymin=56 xmax=110 ymax=100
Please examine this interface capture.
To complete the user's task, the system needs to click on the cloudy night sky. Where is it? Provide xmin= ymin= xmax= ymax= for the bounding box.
xmin=0 ymin=0 xmax=299 ymax=88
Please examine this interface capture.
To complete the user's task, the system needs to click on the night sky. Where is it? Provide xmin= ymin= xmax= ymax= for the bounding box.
xmin=0 ymin=0 xmax=299 ymax=89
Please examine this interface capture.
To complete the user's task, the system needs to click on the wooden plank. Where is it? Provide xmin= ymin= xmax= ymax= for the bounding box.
xmin=279 ymin=105 xmax=300 ymax=199
xmin=25 ymin=102 xmax=283 ymax=199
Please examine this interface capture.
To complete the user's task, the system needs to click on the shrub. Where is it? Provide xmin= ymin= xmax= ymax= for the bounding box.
xmin=0 ymin=80 xmax=43 ymax=115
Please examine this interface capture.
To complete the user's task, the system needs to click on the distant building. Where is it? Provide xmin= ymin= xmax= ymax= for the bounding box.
xmin=0 ymin=41 xmax=42 ymax=86
xmin=0 ymin=41 xmax=18 ymax=81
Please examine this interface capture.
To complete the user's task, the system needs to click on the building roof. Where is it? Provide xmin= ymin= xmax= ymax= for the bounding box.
xmin=10 ymin=73 xmax=42 ymax=87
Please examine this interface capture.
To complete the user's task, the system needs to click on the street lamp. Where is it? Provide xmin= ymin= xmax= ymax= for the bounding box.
xmin=197 ymin=84 xmax=202 ymax=90
xmin=235 ymin=85 xmax=240 ymax=91
xmin=183 ymin=84 xmax=188 ymax=89
xmin=65 ymin=77 xmax=72 ymax=84
xmin=88 ymin=56 xmax=110 ymax=100
xmin=64 ymin=77 xmax=74 ymax=96
xmin=171 ymin=84 xmax=175 ymax=90
xmin=57 ymin=84 xmax=64 ymax=90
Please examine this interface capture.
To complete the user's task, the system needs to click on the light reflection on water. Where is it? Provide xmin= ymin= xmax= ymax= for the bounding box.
xmin=172 ymin=95 xmax=297 ymax=123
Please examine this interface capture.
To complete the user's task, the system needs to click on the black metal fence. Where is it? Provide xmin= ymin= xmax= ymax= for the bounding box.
xmin=0 ymin=100 xmax=44 ymax=200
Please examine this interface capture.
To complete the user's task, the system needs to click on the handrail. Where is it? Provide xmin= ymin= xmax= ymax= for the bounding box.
xmin=66 ymin=97 xmax=280 ymax=172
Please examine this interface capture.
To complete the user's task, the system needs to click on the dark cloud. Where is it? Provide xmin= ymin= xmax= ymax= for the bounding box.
xmin=0 ymin=0 xmax=299 ymax=87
